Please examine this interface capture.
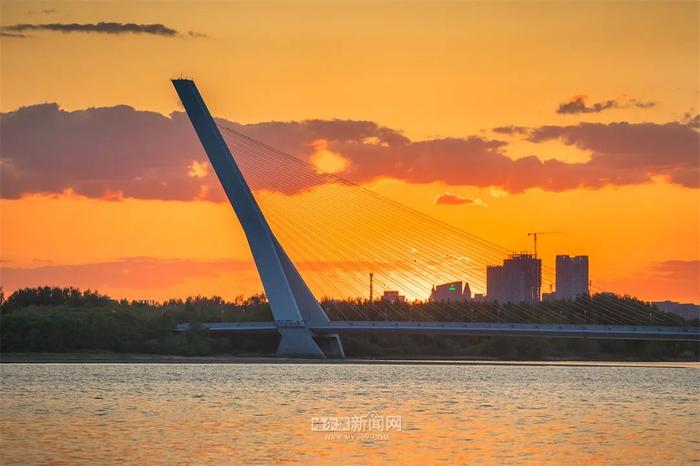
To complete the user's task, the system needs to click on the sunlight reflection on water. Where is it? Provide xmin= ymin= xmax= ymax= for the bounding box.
xmin=1 ymin=363 xmax=698 ymax=465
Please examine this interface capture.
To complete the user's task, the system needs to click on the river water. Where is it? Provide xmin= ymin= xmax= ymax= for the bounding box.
xmin=1 ymin=363 xmax=698 ymax=465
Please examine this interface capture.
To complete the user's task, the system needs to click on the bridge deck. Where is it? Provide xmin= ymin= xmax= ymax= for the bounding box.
xmin=176 ymin=321 xmax=700 ymax=341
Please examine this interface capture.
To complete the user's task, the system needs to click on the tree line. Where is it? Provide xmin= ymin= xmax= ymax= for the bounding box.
xmin=0 ymin=286 xmax=697 ymax=359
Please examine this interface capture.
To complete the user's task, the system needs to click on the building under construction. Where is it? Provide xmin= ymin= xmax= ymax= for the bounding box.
xmin=555 ymin=255 xmax=589 ymax=299
xmin=487 ymin=253 xmax=542 ymax=303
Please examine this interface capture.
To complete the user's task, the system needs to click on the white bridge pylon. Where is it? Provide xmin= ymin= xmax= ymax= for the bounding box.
xmin=173 ymin=79 xmax=344 ymax=358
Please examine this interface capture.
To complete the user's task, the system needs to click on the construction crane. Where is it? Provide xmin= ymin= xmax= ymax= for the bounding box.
xmin=527 ymin=231 xmax=563 ymax=258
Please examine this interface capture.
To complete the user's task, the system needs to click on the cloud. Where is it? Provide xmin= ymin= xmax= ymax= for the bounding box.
xmin=0 ymin=257 xmax=265 ymax=301
xmin=434 ymin=193 xmax=474 ymax=205
xmin=1 ymin=22 xmax=179 ymax=37
xmin=0 ymin=257 xmax=255 ymax=292
xmin=556 ymin=95 xmax=657 ymax=114
xmin=648 ymin=260 xmax=700 ymax=281
xmin=0 ymin=256 xmax=410 ymax=300
xmin=527 ymin=121 xmax=699 ymax=188
xmin=28 ymin=9 xmax=57 ymax=14
xmin=1 ymin=104 xmax=212 ymax=201
xmin=492 ymin=126 xmax=528 ymax=135
xmin=187 ymin=160 xmax=209 ymax=179
xmin=0 ymin=32 xmax=28 ymax=38
xmin=1 ymin=103 xmax=698 ymax=201
xmin=597 ymin=260 xmax=700 ymax=304
xmin=188 ymin=31 xmax=208 ymax=39
xmin=682 ymin=112 xmax=700 ymax=129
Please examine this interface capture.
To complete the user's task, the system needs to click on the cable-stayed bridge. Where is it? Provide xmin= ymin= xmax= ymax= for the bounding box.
xmin=172 ymin=79 xmax=699 ymax=358
xmin=177 ymin=321 xmax=699 ymax=341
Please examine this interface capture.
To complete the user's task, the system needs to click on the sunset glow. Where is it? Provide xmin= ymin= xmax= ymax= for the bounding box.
xmin=1 ymin=1 xmax=698 ymax=303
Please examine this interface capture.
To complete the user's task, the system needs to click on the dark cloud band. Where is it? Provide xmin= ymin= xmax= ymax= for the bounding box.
xmin=557 ymin=95 xmax=656 ymax=114
xmin=1 ymin=22 xmax=179 ymax=36
xmin=0 ymin=104 xmax=697 ymax=201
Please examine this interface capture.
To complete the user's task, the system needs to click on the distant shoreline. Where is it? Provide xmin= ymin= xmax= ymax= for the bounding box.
xmin=1 ymin=353 xmax=698 ymax=368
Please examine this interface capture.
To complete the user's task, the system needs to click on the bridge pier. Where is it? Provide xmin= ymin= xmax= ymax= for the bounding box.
xmin=276 ymin=328 xmax=327 ymax=358
xmin=313 ymin=334 xmax=345 ymax=359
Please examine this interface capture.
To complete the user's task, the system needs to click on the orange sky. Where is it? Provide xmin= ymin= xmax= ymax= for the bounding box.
xmin=0 ymin=1 xmax=698 ymax=303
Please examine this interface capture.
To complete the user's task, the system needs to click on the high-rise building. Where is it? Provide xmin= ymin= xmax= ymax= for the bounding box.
xmin=555 ymin=255 xmax=589 ymax=299
xmin=429 ymin=281 xmax=471 ymax=302
xmin=487 ymin=265 xmax=506 ymax=302
xmin=487 ymin=254 xmax=542 ymax=303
